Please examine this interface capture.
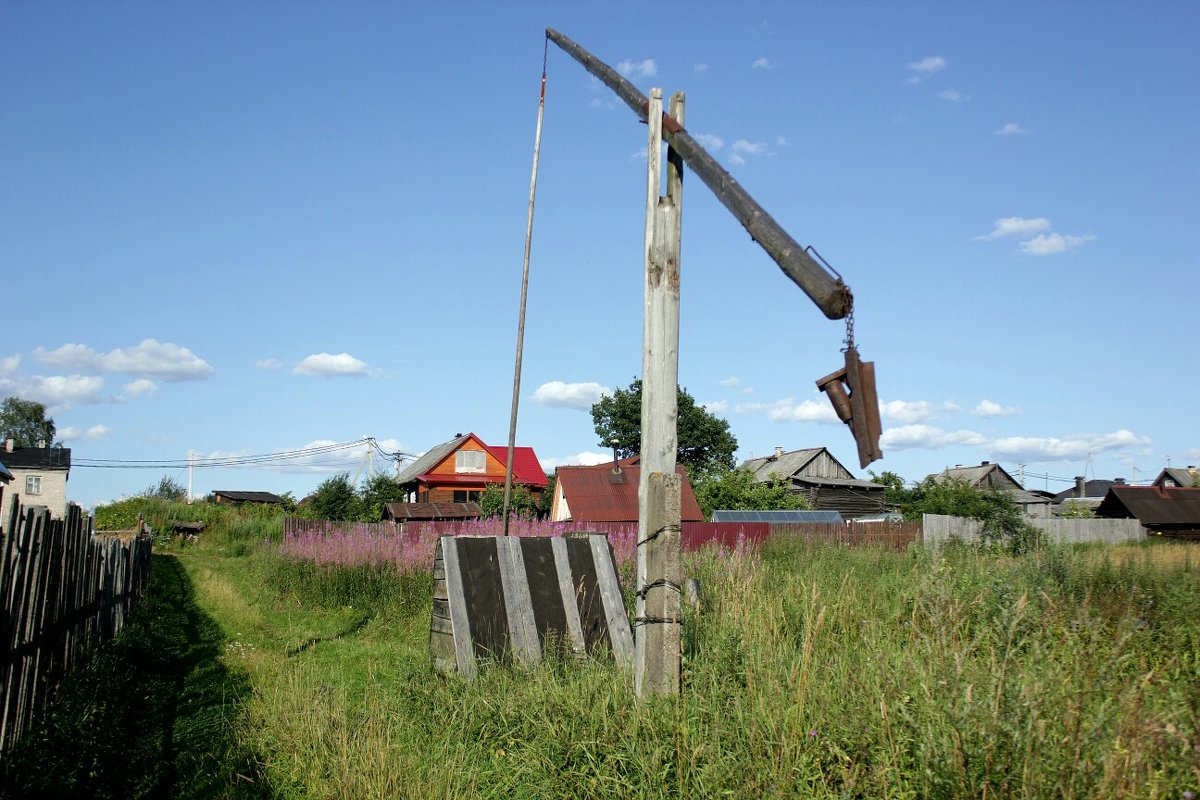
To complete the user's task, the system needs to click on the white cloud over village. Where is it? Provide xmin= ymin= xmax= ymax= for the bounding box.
xmin=34 ymin=339 xmax=213 ymax=382
xmin=532 ymin=381 xmax=610 ymax=410
xmin=59 ymin=424 xmax=111 ymax=441
xmin=616 ymin=58 xmax=657 ymax=80
xmin=973 ymin=400 xmax=1019 ymax=417
xmin=1018 ymin=232 xmax=1096 ymax=256
xmin=975 ymin=216 xmax=1094 ymax=256
xmin=995 ymin=122 xmax=1029 ymax=135
xmin=293 ymin=353 xmax=373 ymax=377
xmin=906 ymin=55 xmax=947 ymax=82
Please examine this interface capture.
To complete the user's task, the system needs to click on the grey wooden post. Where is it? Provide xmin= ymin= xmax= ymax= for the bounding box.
xmin=635 ymin=89 xmax=684 ymax=697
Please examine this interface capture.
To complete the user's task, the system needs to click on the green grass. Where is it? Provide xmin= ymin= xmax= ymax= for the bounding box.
xmin=5 ymin=514 xmax=1198 ymax=799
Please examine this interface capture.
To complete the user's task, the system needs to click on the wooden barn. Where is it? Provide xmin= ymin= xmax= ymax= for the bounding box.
xmin=740 ymin=447 xmax=885 ymax=520
xmin=1095 ymin=485 xmax=1200 ymax=539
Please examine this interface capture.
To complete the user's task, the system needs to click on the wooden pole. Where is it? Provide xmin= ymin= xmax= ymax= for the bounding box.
xmin=545 ymin=28 xmax=850 ymax=320
xmin=635 ymin=89 xmax=683 ymax=698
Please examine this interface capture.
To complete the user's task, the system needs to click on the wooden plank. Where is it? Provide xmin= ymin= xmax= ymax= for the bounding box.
xmin=545 ymin=27 xmax=850 ymax=320
xmin=518 ymin=537 xmax=568 ymax=654
xmin=589 ymin=535 xmax=634 ymax=672
xmin=496 ymin=537 xmax=541 ymax=668
xmin=437 ymin=537 xmax=476 ymax=680
xmin=550 ymin=536 xmax=586 ymax=655
xmin=457 ymin=537 xmax=506 ymax=662
xmin=565 ymin=536 xmax=611 ymax=656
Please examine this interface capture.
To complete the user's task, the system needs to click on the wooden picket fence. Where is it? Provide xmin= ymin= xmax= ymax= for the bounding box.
xmin=0 ymin=500 xmax=152 ymax=757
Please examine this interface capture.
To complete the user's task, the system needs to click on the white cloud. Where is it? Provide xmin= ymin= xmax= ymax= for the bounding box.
xmin=989 ymin=429 xmax=1150 ymax=462
xmin=617 ymin=58 xmax=657 ymax=80
xmin=975 ymin=216 xmax=1051 ymax=241
xmin=906 ymin=55 xmax=948 ymax=82
xmin=732 ymin=139 xmax=766 ymax=156
xmin=737 ymin=397 xmax=841 ymax=424
xmin=973 ymin=399 xmax=1019 ymax=417
xmin=995 ymin=122 xmax=1028 ymax=135
xmin=694 ymin=63 xmax=708 ymax=73
xmin=532 ymin=381 xmax=610 ymax=410
xmin=728 ymin=153 xmax=747 ymax=166
xmin=752 ymin=56 xmax=776 ymax=70
xmin=776 ymin=135 xmax=791 ymax=147
xmin=879 ymin=400 xmax=942 ymax=424
xmin=882 ymin=424 xmax=987 ymax=450
xmin=293 ymin=352 xmax=372 ymax=377
xmin=59 ymin=424 xmax=111 ymax=441
xmin=694 ymin=132 xmax=725 ymax=151
xmin=541 ymin=451 xmax=615 ymax=470
xmin=702 ymin=400 xmax=728 ymax=414
xmin=938 ymin=88 xmax=969 ymax=102
xmin=0 ymin=374 xmax=106 ymax=410
xmin=0 ymin=354 xmax=19 ymax=376
xmin=1018 ymin=232 xmax=1096 ymax=256
xmin=256 ymin=358 xmax=284 ymax=370
xmin=35 ymin=339 xmax=213 ymax=382
xmin=121 ymin=379 xmax=157 ymax=399
xmin=719 ymin=376 xmax=740 ymax=388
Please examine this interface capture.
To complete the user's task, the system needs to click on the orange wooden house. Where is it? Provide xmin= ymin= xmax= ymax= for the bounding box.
xmin=395 ymin=432 xmax=548 ymax=505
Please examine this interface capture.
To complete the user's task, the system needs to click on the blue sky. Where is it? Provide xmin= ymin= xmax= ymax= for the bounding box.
xmin=2 ymin=1 xmax=1197 ymax=508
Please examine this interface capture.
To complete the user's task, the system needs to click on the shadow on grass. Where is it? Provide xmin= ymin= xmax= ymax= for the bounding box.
xmin=0 ymin=554 xmax=272 ymax=800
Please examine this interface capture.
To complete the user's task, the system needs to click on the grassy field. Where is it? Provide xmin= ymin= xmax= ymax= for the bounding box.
xmin=3 ymin=509 xmax=1198 ymax=799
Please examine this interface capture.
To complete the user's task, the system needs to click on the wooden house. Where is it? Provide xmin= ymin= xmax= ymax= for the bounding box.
xmin=396 ymin=432 xmax=547 ymax=505
xmin=1096 ymin=485 xmax=1200 ymax=539
xmin=927 ymin=461 xmax=1051 ymax=518
xmin=549 ymin=457 xmax=704 ymax=524
xmin=1153 ymin=467 xmax=1199 ymax=489
xmin=740 ymin=447 xmax=885 ymax=519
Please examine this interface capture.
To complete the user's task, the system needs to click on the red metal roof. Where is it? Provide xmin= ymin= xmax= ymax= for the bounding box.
xmin=483 ymin=444 xmax=548 ymax=487
xmin=555 ymin=459 xmax=704 ymax=523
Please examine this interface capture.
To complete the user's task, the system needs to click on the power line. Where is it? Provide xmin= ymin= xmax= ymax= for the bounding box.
xmin=73 ymin=438 xmax=419 ymax=470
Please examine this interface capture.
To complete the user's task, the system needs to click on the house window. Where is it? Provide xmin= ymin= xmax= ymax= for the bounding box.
xmin=26 ymin=476 xmax=42 ymax=495
xmin=455 ymin=450 xmax=486 ymax=474
xmin=452 ymin=490 xmax=482 ymax=503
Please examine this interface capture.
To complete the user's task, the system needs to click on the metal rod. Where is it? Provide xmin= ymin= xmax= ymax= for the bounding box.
xmin=502 ymin=44 xmax=548 ymax=534
xmin=545 ymin=27 xmax=850 ymax=320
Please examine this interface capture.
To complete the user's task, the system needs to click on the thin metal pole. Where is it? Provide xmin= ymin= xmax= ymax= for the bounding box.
xmin=503 ymin=40 xmax=548 ymax=535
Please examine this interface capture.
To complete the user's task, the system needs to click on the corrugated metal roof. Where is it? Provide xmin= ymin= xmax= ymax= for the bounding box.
xmin=711 ymin=509 xmax=843 ymax=523
xmin=556 ymin=459 xmax=704 ymax=523
xmin=396 ymin=434 xmax=470 ymax=485
xmin=792 ymin=475 xmax=884 ymax=490
xmin=382 ymin=501 xmax=482 ymax=521
xmin=213 ymin=491 xmax=286 ymax=503
xmin=740 ymin=448 xmax=823 ymax=482
xmin=1096 ymin=486 xmax=1200 ymax=525
xmin=482 ymin=445 xmax=548 ymax=487
xmin=0 ymin=446 xmax=71 ymax=470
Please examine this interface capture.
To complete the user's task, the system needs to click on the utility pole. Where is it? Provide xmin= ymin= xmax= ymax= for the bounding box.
xmin=187 ymin=449 xmax=194 ymax=504
xmin=635 ymin=88 xmax=683 ymax=698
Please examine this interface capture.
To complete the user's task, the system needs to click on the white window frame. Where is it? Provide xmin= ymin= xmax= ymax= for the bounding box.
xmin=455 ymin=450 xmax=486 ymax=474
xmin=26 ymin=475 xmax=42 ymax=495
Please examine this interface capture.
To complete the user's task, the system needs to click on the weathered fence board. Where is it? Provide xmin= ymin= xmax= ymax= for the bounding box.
xmin=0 ymin=501 xmax=152 ymax=758
xmin=431 ymin=534 xmax=633 ymax=679
xmin=921 ymin=514 xmax=1144 ymax=546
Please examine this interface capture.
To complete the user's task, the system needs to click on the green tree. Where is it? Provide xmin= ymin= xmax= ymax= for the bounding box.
xmin=591 ymin=378 xmax=738 ymax=477
xmin=141 ymin=475 xmax=186 ymax=501
xmin=356 ymin=473 xmax=407 ymax=521
xmin=901 ymin=477 xmax=1040 ymax=554
xmin=308 ymin=472 xmax=357 ymax=521
xmin=0 ymin=397 xmax=56 ymax=447
xmin=692 ymin=468 xmax=807 ymax=519
xmin=869 ymin=469 xmax=910 ymax=508
xmin=477 ymin=483 xmax=539 ymax=519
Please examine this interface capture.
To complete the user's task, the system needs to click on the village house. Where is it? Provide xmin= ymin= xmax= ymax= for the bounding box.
xmin=740 ymin=446 xmax=886 ymax=519
xmin=1153 ymin=466 xmax=1199 ymax=489
xmin=1095 ymin=485 xmax=1200 ymax=540
xmin=927 ymin=461 xmax=1051 ymax=518
xmin=1051 ymin=476 xmax=1128 ymax=516
xmin=2 ymin=439 xmax=71 ymax=523
xmin=395 ymin=432 xmax=547 ymax=505
xmin=550 ymin=456 xmax=703 ymax=524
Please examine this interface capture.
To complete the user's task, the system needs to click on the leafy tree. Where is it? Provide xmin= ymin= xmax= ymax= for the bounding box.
xmin=869 ymin=469 xmax=911 ymax=508
xmin=478 ymin=483 xmax=540 ymax=519
xmin=591 ymin=377 xmax=737 ymax=477
xmin=540 ymin=473 xmax=556 ymax=516
xmin=307 ymin=472 xmax=357 ymax=521
xmin=692 ymin=468 xmax=806 ymax=520
xmin=357 ymin=473 xmax=407 ymax=521
xmin=1058 ymin=500 xmax=1093 ymax=519
xmin=141 ymin=475 xmax=187 ymax=501
xmin=0 ymin=397 xmax=56 ymax=447
xmin=900 ymin=477 xmax=1040 ymax=554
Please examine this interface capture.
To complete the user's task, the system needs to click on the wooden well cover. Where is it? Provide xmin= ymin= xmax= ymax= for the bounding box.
xmin=431 ymin=534 xmax=633 ymax=679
